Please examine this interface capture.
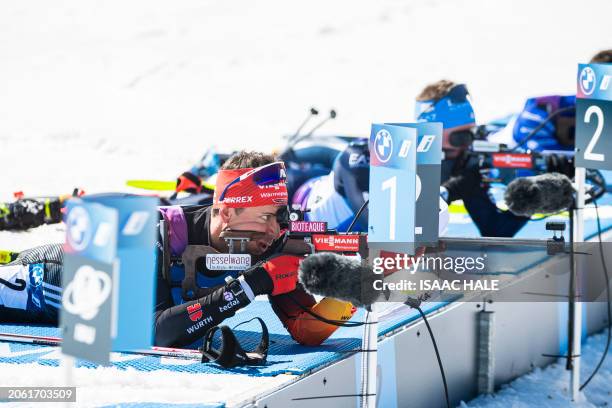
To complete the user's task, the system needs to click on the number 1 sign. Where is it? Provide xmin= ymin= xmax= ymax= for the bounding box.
xmin=386 ymin=122 xmax=443 ymax=245
xmin=575 ymin=63 xmax=612 ymax=170
xmin=368 ymin=124 xmax=418 ymax=254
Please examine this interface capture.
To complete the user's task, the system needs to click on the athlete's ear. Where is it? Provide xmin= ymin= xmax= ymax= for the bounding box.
xmin=219 ymin=206 xmax=232 ymax=223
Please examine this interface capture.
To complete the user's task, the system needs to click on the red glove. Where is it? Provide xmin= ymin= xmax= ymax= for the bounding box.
xmin=262 ymin=255 xmax=302 ymax=296
xmin=243 ymin=255 xmax=302 ymax=296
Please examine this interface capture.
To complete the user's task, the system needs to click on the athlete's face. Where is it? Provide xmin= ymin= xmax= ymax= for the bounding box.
xmin=443 ymin=124 xmax=473 ymax=159
xmin=225 ymin=205 xmax=282 ymax=255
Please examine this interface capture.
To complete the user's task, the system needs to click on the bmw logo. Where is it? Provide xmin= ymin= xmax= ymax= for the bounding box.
xmin=374 ymin=129 xmax=393 ymax=163
xmin=66 ymin=206 xmax=92 ymax=251
xmin=31 ymin=264 xmax=44 ymax=287
xmin=579 ymin=66 xmax=596 ymax=96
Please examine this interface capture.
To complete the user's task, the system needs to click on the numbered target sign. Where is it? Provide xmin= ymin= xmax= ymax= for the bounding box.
xmin=368 ymin=124 xmax=418 ymax=254
xmin=387 ymin=122 xmax=443 ymax=245
xmin=87 ymin=194 xmax=158 ymax=351
xmin=575 ymin=63 xmax=612 ymax=170
xmin=62 ymin=200 xmax=118 ymax=364
xmin=62 ymin=194 xmax=158 ymax=364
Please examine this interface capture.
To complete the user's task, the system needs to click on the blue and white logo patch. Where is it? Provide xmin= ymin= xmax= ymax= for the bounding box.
xmin=374 ymin=129 xmax=393 ymax=163
xmin=30 ymin=264 xmax=44 ymax=287
xmin=27 ymin=264 xmax=46 ymax=311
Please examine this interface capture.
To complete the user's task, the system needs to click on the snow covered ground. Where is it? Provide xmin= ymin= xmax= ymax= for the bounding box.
xmin=1 ymin=0 xmax=611 ymax=406
xmin=1 ymin=0 xmax=611 ymax=199
xmin=0 ymin=357 xmax=292 ymax=407
xmin=463 ymin=330 xmax=612 ymax=407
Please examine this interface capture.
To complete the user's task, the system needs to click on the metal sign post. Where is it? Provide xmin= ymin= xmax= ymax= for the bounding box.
xmin=571 ymin=62 xmax=612 ymax=400
xmin=569 ymin=167 xmax=585 ymax=401
xmin=366 ymin=123 xmax=419 ymax=407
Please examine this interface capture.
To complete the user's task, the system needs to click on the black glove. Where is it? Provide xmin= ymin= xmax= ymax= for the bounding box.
xmin=442 ymin=157 xmax=484 ymax=203
xmin=545 ymin=154 xmax=574 ymax=178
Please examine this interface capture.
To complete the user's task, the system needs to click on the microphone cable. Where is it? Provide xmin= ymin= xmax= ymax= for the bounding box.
xmin=346 ymin=199 xmax=451 ymax=407
xmin=346 ymin=199 xmax=369 ymax=233
xmin=579 ymin=198 xmax=611 ymax=391
xmin=405 ymin=298 xmax=451 ymax=408
xmin=281 ymin=198 xmax=372 ymax=329
xmin=313 ymin=183 xmax=451 ymax=406
xmin=284 ymin=293 xmax=369 ymax=328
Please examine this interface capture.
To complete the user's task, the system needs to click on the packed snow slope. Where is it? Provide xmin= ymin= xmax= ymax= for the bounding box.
xmin=1 ymin=0 xmax=611 ymax=200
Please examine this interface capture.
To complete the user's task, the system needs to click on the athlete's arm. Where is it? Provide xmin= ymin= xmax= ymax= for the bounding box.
xmin=153 ymin=276 xmax=251 ymax=348
xmin=153 ymin=254 xmax=302 ymax=348
xmin=269 ymin=285 xmax=355 ymax=346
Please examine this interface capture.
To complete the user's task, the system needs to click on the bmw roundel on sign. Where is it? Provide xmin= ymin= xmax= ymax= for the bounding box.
xmin=374 ymin=129 xmax=393 ymax=163
xmin=67 ymin=206 xmax=92 ymax=251
xmin=580 ymin=66 xmax=596 ymax=96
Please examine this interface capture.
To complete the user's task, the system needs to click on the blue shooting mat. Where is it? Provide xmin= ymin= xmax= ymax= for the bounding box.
xmin=0 ymin=301 xmax=447 ymax=376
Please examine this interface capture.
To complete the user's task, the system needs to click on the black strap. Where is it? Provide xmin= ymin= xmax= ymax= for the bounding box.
xmin=160 ymin=219 xmax=171 ymax=286
xmin=201 ymin=317 xmax=269 ymax=368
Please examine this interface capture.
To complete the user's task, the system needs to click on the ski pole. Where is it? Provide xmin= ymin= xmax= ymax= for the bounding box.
xmin=289 ymin=107 xmax=319 ymax=142
xmin=302 ymin=109 xmax=337 ymax=139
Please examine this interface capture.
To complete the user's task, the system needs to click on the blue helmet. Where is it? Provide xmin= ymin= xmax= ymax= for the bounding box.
xmin=416 ymin=83 xmax=476 ymax=152
xmin=512 ymin=95 xmax=576 ymax=152
xmin=416 ymin=83 xmax=476 ymax=129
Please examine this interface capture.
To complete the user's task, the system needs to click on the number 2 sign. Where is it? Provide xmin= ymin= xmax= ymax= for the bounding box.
xmin=575 ymin=63 xmax=612 ymax=170
xmin=368 ymin=124 xmax=418 ymax=254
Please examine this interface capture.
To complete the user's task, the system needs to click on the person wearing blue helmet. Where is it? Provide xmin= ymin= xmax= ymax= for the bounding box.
xmin=416 ymin=80 xmax=476 ymax=161
xmin=511 ymin=49 xmax=612 ymax=153
xmin=416 ymin=80 xmax=530 ymax=237
xmin=512 ymin=95 xmax=576 ymax=152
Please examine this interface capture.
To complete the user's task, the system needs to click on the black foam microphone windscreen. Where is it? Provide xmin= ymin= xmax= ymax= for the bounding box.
xmin=298 ymin=252 xmax=379 ymax=307
xmin=504 ymin=172 xmax=574 ymax=217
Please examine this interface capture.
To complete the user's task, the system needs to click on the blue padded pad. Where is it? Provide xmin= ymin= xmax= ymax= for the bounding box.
xmin=0 ymin=302 xmax=447 ymax=376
